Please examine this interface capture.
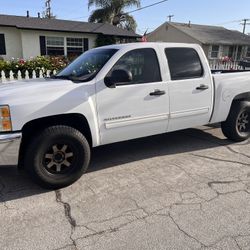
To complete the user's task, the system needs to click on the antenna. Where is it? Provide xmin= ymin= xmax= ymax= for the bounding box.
xmin=167 ymin=15 xmax=174 ymax=22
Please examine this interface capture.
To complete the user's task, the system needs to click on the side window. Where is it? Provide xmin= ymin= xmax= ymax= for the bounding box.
xmin=108 ymin=48 xmax=162 ymax=85
xmin=165 ymin=48 xmax=204 ymax=81
xmin=0 ymin=34 xmax=6 ymax=55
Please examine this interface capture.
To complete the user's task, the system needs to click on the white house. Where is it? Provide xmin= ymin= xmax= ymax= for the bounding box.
xmin=0 ymin=14 xmax=140 ymax=60
xmin=147 ymin=22 xmax=250 ymax=62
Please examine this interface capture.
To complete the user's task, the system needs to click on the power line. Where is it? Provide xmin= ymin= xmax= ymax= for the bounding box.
xmin=67 ymin=15 xmax=89 ymax=21
xmin=68 ymin=0 xmax=168 ymax=22
xmin=215 ymin=19 xmax=242 ymax=25
xmin=214 ymin=18 xmax=250 ymax=34
xmin=125 ymin=0 xmax=168 ymax=15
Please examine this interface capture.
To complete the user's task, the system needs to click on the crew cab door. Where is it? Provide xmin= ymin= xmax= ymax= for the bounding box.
xmin=96 ymin=47 xmax=169 ymax=145
xmin=164 ymin=47 xmax=213 ymax=131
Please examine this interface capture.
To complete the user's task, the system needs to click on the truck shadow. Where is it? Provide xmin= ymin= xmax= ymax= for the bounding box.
xmin=88 ymin=126 xmax=231 ymax=172
xmin=0 ymin=126 xmax=234 ymax=202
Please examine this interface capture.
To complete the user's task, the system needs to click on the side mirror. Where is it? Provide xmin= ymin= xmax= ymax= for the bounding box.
xmin=105 ymin=69 xmax=132 ymax=88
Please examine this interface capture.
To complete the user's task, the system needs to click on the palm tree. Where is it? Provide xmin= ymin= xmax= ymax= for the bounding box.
xmin=88 ymin=0 xmax=140 ymax=31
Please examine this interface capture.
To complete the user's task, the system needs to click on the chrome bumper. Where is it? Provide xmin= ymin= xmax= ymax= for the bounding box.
xmin=0 ymin=133 xmax=22 ymax=165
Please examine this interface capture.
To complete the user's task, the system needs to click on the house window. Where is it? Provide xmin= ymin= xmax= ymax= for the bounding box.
xmin=210 ymin=45 xmax=220 ymax=58
xmin=228 ymin=46 xmax=235 ymax=58
xmin=67 ymin=38 xmax=84 ymax=57
xmin=246 ymin=47 xmax=250 ymax=58
xmin=46 ymin=36 xmax=65 ymax=56
xmin=39 ymin=36 xmax=89 ymax=57
xmin=0 ymin=34 xmax=6 ymax=55
xmin=67 ymin=38 xmax=89 ymax=57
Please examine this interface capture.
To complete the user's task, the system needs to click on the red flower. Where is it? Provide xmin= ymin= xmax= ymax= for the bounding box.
xmin=19 ymin=59 xmax=25 ymax=65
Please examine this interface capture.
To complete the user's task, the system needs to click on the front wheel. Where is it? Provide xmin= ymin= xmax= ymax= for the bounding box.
xmin=221 ymin=101 xmax=250 ymax=142
xmin=24 ymin=125 xmax=91 ymax=189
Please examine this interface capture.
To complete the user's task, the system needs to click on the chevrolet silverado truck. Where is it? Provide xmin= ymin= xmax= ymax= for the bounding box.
xmin=1 ymin=42 xmax=250 ymax=188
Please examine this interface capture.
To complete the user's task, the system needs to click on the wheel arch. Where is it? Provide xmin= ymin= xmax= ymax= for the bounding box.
xmin=210 ymin=91 xmax=250 ymax=124
xmin=227 ymin=92 xmax=250 ymax=118
xmin=232 ymin=92 xmax=250 ymax=102
xmin=18 ymin=113 xmax=92 ymax=167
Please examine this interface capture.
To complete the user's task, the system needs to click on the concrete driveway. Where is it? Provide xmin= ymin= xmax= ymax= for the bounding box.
xmin=0 ymin=125 xmax=250 ymax=250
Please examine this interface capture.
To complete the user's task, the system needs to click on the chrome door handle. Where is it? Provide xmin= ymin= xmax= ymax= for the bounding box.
xmin=196 ymin=84 xmax=209 ymax=90
xmin=149 ymin=90 xmax=166 ymax=96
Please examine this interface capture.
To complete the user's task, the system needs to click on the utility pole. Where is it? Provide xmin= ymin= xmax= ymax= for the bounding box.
xmin=43 ymin=0 xmax=56 ymax=19
xmin=167 ymin=15 xmax=174 ymax=22
xmin=45 ymin=0 xmax=52 ymax=19
xmin=240 ymin=19 xmax=250 ymax=34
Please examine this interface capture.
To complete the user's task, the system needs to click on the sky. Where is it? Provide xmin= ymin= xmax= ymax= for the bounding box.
xmin=1 ymin=0 xmax=250 ymax=34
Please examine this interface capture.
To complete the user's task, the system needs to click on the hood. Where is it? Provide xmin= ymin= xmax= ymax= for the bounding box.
xmin=0 ymin=77 xmax=96 ymax=133
xmin=0 ymin=78 xmax=76 ymax=104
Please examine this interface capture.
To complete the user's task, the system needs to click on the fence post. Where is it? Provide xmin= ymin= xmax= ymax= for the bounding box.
xmin=1 ymin=70 xmax=6 ymax=83
xmin=17 ymin=70 xmax=22 ymax=80
xmin=9 ymin=71 xmax=14 ymax=81
xmin=39 ymin=70 xmax=43 ymax=78
xmin=46 ymin=70 xmax=51 ymax=78
xmin=32 ymin=70 xmax=36 ymax=79
xmin=25 ymin=70 xmax=29 ymax=80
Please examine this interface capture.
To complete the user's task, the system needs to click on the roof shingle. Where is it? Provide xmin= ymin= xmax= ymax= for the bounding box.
xmin=0 ymin=14 xmax=140 ymax=38
xmin=169 ymin=22 xmax=250 ymax=45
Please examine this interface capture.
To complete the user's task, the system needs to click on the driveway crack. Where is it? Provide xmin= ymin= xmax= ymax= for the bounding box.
xmin=55 ymin=190 xmax=78 ymax=250
xmin=168 ymin=211 xmax=206 ymax=248
xmin=191 ymin=153 xmax=250 ymax=167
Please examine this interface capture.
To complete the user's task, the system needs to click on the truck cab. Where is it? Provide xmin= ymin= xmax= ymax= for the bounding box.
xmin=95 ymin=43 xmax=213 ymax=145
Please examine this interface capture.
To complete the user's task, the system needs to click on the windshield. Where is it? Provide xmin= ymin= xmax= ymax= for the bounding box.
xmin=55 ymin=48 xmax=118 ymax=82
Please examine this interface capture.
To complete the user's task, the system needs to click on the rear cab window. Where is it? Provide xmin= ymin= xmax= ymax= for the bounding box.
xmin=165 ymin=48 xmax=204 ymax=81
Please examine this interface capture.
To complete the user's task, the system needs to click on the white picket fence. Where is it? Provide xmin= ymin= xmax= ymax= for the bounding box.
xmin=0 ymin=69 xmax=57 ymax=83
xmin=0 ymin=62 xmax=248 ymax=84
xmin=209 ymin=61 xmax=244 ymax=70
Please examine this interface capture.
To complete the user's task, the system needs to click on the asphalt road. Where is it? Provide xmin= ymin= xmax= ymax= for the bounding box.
xmin=0 ymin=125 xmax=250 ymax=250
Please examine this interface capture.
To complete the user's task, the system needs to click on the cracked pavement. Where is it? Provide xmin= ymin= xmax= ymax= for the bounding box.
xmin=1 ymin=125 xmax=250 ymax=250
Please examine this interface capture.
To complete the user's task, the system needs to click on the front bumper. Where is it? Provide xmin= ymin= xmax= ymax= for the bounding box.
xmin=0 ymin=133 xmax=22 ymax=165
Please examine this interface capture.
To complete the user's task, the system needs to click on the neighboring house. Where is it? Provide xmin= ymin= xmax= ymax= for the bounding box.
xmin=0 ymin=14 xmax=140 ymax=60
xmin=147 ymin=22 xmax=250 ymax=62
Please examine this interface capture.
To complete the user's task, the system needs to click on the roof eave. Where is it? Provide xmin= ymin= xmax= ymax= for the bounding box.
xmin=0 ymin=24 xmax=140 ymax=38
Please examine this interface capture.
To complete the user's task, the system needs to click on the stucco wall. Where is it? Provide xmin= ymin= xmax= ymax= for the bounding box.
xmin=202 ymin=45 xmax=210 ymax=57
xmin=21 ymin=30 xmax=97 ymax=59
xmin=0 ymin=26 xmax=23 ymax=60
xmin=147 ymin=23 xmax=202 ymax=45
xmin=0 ymin=26 xmax=97 ymax=60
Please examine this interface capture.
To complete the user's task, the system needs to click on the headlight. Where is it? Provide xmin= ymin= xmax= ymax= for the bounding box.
xmin=0 ymin=106 xmax=12 ymax=132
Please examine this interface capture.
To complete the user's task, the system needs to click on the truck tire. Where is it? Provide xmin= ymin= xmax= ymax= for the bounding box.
xmin=24 ymin=125 xmax=91 ymax=189
xmin=221 ymin=101 xmax=250 ymax=142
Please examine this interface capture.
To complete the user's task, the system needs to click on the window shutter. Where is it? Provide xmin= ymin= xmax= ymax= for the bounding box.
xmin=0 ymin=34 xmax=6 ymax=55
xmin=39 ymin=36 xmax=46 ymax=55
xmin=84 ymin=38 xmax=89 ymax=51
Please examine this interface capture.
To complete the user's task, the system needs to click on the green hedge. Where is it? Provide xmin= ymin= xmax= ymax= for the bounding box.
xmin=0 ymin=56 xmax=69 ymax=78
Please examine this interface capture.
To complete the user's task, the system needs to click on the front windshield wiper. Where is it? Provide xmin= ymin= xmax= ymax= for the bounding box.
xmin=50 ymin=75 xmax=70 ymax=80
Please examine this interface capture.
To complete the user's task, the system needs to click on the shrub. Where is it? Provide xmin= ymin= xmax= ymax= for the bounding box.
xmin=95 ymin=34 xmax=116 ymax=47
xmin=0 ymin=56 xmax=69 ymax=78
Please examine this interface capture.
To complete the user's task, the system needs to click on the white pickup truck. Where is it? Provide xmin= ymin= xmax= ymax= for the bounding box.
xmin=1 ymin=42 xmax=250 ymax=188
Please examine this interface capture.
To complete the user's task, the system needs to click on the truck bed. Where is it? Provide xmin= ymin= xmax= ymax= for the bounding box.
xmin=210 ymin=70 xmax=250 ymax=124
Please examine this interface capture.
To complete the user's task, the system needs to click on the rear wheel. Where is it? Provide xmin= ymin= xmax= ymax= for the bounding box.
xmin=24 ymin=125 xmax=91 ymax=189
xmin=221 ymin=101 xmax=250 ymax=142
